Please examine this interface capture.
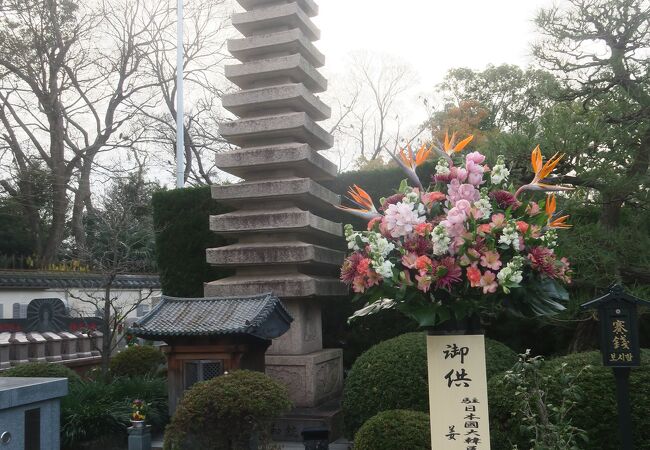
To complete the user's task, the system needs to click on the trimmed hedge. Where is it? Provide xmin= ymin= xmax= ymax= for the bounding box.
xmin=342 ymin=332 xmax=517 ymax=437
xmin=163 ymin=370 xmax=291 ymax=450
xmin=0 ymin=362 xmax=81 ymax=384
xmin=489 ymin=349 xmax=650 ymax=450
xmin=152 ymin=185 xmax=233 ymax=297
xmin=354 ymin=410 xmax=431 ymax=450
xmin=110 ymin=345 xmax=166 ymax=377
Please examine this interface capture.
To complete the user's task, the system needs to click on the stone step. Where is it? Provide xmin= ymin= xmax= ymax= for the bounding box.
xmin=228 ymin=29 xmax=325 ymax=67
xmin=233 ymin=3 xmax=319 ymax=41
xmin=211 ymin=177 xmax=339 ymax=214
xmin=206 ymin=241 xmax=344 ymax=267
xmin=220 ymin=112 xmax=333 ymax=150
xmin=204 ymin=272 xmax=347 ymax=298
xmin=214 ymin=143 xmax=337 ymax=181
xmin=225 ymin=54 xmax=326 ymax=92
xmin=223 ymin=83 xmax=330 ymax=120
xmin=236 ymin=0 xmax=318 ymax=17
xmin=209 ymin=207 xmax=342 ymax=240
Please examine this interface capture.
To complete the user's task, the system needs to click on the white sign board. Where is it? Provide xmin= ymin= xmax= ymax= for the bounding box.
xmin=427 ymin=334 xmax=491 ymax=450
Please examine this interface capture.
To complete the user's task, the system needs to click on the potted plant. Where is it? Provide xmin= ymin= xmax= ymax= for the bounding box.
xmin=130 ymin=399 xmax=148 ymax=428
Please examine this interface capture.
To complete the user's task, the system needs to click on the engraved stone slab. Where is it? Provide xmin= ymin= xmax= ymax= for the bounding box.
xmin=266 ymin=348 xmax=343 ymax=407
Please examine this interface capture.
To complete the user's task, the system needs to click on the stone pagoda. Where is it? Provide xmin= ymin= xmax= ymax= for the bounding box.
xmin=207 ymin=0 xmax=346 ymax=434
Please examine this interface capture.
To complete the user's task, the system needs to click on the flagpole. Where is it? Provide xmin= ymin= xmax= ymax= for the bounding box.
xmin=175 ymin=0 xmax=185 ymax=188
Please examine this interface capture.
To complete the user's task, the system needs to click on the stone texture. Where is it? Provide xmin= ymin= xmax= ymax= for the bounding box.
xmin=219 ymin=111 xmax=333 ymax=150
xmin=207 ymin=241 xmax=344 ymax=267
xmin=222 ymin=83 xmax=330 ymax=120
xmin=214 ymin=143 xmax=337 ymax=181
xmin=210 ymin=0 xmax=344 ymax=414
xmin=211 ymin=177 xmax=339 ymax=214
xmin=233 ymin=3 xmax=320 ymax=41
xmin=228 ymin=29 xmax=325 ymax=67
xmin=225 ymin=54 xmax=327 ymax=92
xmin=26 ymin=333 xmax=47 ymax=363
xmin=204 ymin=273 xmax=348 ymax=299
xmin=266 ymin=348 xmax=343 ymax=407
xmin=237 ymin=0 xmax=319 ymax=17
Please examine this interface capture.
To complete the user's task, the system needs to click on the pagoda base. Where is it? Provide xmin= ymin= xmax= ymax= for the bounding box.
xmin=271 ymin=398 xmax=344 ymax=442
xmin=265 ymin=348 xmax=342 ymax=408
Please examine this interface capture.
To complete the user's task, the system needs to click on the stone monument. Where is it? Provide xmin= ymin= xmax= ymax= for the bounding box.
xmin=207 ymin=0 xmax=345 ymax=438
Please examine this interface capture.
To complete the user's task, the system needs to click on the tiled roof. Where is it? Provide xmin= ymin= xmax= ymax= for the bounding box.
xmin=130 ymin=293 xmax=292 ymax=340
xmin=0 ymin=270 xmax=160 ymax=290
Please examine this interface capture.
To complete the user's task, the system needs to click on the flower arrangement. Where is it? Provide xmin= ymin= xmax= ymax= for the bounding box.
xmin=338 ymin=134 xmax=574 ymax=327
xmin=131 ymin=399 xmax=148 ymax=422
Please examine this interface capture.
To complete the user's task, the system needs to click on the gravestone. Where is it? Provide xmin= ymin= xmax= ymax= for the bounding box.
xmin=208 ymin=0 xmax=345 ymax=435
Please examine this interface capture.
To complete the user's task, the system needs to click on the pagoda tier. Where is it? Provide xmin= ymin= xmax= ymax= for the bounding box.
xmin=208 ymin=0 xmax=344 ymax=415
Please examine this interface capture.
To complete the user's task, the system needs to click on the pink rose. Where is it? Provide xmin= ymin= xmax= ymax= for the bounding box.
xmin=446 ymin=207 xmax=467 ymax=225
xmin=466 ymin=151 xmax=486 ymax=165
xmin=451 ymin=167 xmax=468 ymax=182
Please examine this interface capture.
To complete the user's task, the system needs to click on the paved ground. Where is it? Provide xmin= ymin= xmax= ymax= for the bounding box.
xmin=151 ymin=436 xmax=352 ymax=450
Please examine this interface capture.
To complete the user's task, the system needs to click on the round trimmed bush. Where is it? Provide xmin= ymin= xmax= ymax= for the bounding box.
xmin=0 ymin=362 xmax=81 ymax=384
xmin=342 ymin=332 xmax=517 ymax=437
xmin=163 ymin=370 xmax=291 ymax=450
xmin=354 ymin=410 xmax=431 ymax=450
xmin=488 ymin=349 xmax=650 ymax=450
xmin=110 ymin=345 xmax=165 ymax=377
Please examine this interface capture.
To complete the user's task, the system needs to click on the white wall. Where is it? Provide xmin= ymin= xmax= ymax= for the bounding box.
xmin=0 ymin=288 xmax=161 ymax=319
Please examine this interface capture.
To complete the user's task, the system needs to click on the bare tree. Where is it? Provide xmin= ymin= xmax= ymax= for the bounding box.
xmin=139 ymin=0 xmax=233 ymax=186
xmin=0 ymin=0 xmax=164 ymax=264
xmin=327 ymin=52 xmax=415 ymax=168
xmin=71 ymin=169 xmax=158 ymax=374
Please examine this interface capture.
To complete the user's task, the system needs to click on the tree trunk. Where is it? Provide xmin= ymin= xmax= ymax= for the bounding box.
xmin=599 ymin=193 xmax=624 ymax=230
xmin=71 ymin=156 xmax=94 ymax=253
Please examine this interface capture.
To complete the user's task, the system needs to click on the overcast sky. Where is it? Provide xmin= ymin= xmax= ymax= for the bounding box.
xmin=317 ymin=0 xmax=555 ymax=92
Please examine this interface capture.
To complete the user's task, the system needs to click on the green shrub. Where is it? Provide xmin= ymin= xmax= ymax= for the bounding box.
xmin=61 ymin=376 xmax=168 ymax=450
xmin=353 ymin=410 xmax=431 ymax=450
xmin=489 ymin=349 xmax=650 ymax=450
xmin=342 ymin=332 xmax=517 ymax=437
xmin=110 ymin=345 xmax=166 ymax=377
xmin=0 ymin=362 xmax=81 ymax=384
xmin=163 ymin=370 xmax=291 ymax=450
xmin=152 ymin=186 xmax=233 ymax=297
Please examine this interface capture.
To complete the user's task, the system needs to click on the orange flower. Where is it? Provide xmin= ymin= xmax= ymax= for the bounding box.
xmin=545 ymin=194 xmax=572 ymax=229
xmin=516 ymin=145 xmax=574 ymax=197
xmin=467 ymin=266 xmax=482 ymax=287
xmin=400 ymin=143 xmax=433 ymax=169
xmin=442 ymin=132 xmax=474 ymax=155
xmin=516 ymin=221 xmax=530 ymax=234
xmin=337 ymin=185 xmax=381 ymax=220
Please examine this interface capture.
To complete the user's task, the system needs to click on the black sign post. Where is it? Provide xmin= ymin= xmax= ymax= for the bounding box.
xmin=581 ymin=284 xmax=650 ymax=450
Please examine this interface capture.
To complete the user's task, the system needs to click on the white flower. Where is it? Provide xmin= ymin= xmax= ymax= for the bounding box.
xmin=497 ymin=257 xmax=524 ymax=287
xmin=384 ymin=201 xmax=426 ymax=238
xmin=367 ymin=233 xmax=394 ymax=259
xmin=541 ymin=229 xmax=558 ymax=248
xmin=435 ymin=158 xmax=450 ymax=176
xmin=491 ymin=156 xmax=510 ymax=185
xmin=474 ymin=197 xmax=492 ymax=219
xmin=431 ymin=224 xmax=451 ymax=255
xmin=373 ymin=259 xmax=394 ymax=279
xmin=499 ymin=222 xmax=520 ymax=250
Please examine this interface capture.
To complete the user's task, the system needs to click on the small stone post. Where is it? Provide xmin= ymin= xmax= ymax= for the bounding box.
xmin=127 ymin=425 xmax=152 ymax=450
